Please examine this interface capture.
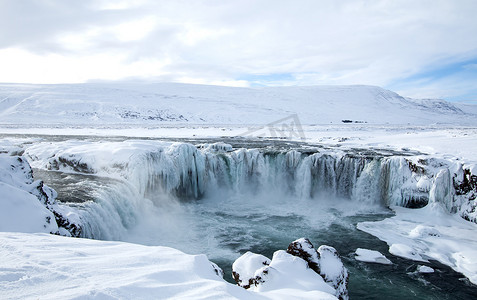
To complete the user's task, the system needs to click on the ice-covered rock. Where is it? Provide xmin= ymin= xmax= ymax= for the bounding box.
xmin=453 ymin=166 xmax=477 ymax=223
xmin=253 ymin=250 xmax=336 ymax=296
xmin=0 ymin=154 xmax=81 ymax=236
xmin=233 ymin=238 xmax=348 ymax=300
xmin=286 ymin=238 xmax=349 ymax=299
xmin=355 ymin=248 xmax=392 ymax=265
xmin=232 ymin=251 xmax=271 ymax=288
xmin=317 ymin=245 xmax=349 ymax=300
xmin=286 ymin=238 xmax=321 ymax=273
xmin=210 ymin=261 xmax=224 ymax=278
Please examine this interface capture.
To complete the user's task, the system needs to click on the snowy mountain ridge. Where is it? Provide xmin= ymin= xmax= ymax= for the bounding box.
xmin=0 ymin=82 xmax=475 ymax=126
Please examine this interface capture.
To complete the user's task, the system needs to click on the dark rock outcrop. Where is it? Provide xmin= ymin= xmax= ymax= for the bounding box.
xmin=286 ymin=238 xmax=320 ymax=273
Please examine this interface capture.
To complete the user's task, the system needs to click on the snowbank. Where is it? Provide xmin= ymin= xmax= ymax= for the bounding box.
xmin=0 ymin=154 xmax=80 ymax=235
xmin=0 ymin=233 xmax=343 ymax=300
xmin=358 ymin=205 xmax=477 ymax=284
xmin=0 ymin=182 xmax=57 ymax=233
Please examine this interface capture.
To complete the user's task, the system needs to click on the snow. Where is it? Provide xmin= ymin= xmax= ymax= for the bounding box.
xmin=357 ymin=205 xmax=477 ymax=284
xmin=0 ymin=183 xmax=57 ymax=233
xmin=0 ymin=232 xmax=237 ymax=299
xmin=257 ymin=250 xmax=337 ymax=297
xmin=389 ymin=243 xmax=428 ymax=262
xmin=1 ymin=82 xmax=477 ymax=296
xmin=354 ymin=248 xmax=392 ymax=265
xmin=0 ymin=232 xmax=342 ymax=300
xmin=409 ymin=225 xmax=441 ymax=239
xmin=417 ymin=265 xmax=435 ymax=273
xmin=316 ymin=245 xmax=349 ymax=299
xmin=0 ymin=83 xmax=476 ymax=167
xmin=232 ymin=238 xmax=349 ymax=299
xmin=0 ymin=155 xmax=57 ymax=233
xmin=231 ymin=249 xmax=338 ymax=299
xmin=232 ymin=252 xmax=271 ymax=288
xmin=0 ymin=154 xmax=81 ymax=236
xmin=0 ymin=82 xmax=476 ymax=126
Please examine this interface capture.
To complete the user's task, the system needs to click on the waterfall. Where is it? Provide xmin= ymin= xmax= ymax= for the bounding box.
xmin=24 ymin=141 xmax=476 ymax=239
xmin=122 ymin=146 xmax=427 ymax=207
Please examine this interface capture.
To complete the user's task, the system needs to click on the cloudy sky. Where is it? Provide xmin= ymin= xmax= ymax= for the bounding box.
xmin=1 ymin=0 xmax=477 ymax=101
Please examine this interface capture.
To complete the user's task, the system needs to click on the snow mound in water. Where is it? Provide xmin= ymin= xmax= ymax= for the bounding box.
xmin=418 ymin=265 xmax=435 ymax=273
xmin=355 ymin=248 xmax=392 ymax=265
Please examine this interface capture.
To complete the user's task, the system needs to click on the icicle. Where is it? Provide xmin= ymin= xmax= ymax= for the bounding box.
xmin=429 ymin=169 xmax=455 ymax=212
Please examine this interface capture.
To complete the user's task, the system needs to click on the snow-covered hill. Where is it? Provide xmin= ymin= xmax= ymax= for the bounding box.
xmin=0 ymin=82 xmax=475 ymax=126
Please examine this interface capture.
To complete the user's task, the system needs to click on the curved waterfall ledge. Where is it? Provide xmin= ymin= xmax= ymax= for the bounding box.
xmin=20 ymin=140 xmax=477 ymax=235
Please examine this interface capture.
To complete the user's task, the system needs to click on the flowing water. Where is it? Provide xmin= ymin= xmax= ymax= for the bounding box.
xmin=29 ymin=137 xmax=477 ymax=299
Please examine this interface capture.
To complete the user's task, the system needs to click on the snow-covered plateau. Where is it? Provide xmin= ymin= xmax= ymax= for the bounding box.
xmin=1 ymin=82 xmax=477 ymax=299
xmin=1 ymin=82 xmax=475 ymax=126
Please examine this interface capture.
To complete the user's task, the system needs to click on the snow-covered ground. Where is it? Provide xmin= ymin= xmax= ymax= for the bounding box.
xmin=0 ymin=232 xmax=342 ymax=300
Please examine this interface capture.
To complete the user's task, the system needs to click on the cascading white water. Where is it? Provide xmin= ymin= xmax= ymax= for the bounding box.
xmin=122 ymin=145 xmax=423 ymax=208
xmin=24 ymin=140 xmax=475 ymax=242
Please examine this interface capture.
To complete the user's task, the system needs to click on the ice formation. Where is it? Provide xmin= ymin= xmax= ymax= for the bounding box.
xmin=7 ymin=139 xmax=474 ymax=242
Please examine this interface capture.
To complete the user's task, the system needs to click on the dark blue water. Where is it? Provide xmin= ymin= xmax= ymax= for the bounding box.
xmin=196 ymin=199 xmax=477 ymax=300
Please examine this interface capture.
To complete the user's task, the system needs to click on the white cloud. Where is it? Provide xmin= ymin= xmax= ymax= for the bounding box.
xmin=0 ymin=48 xmax=170 ymax=83
xmin=113 ymin=17 xmax=158 ymax=42
xmin=0 ymin=0 xmax=476 ymax=99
